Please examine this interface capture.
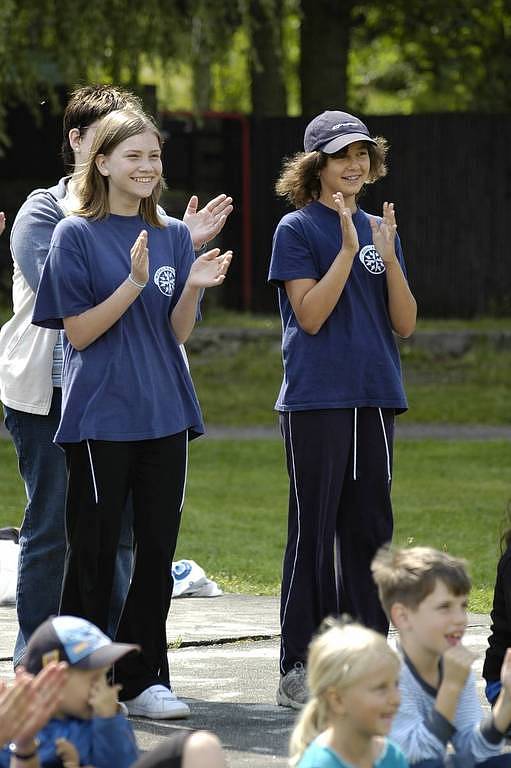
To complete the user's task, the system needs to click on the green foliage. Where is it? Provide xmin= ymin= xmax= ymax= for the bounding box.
xmin=1 ymin=0 xmax=510 ymax=146
xmin=350 ymin=0 xmax=511 ymax=113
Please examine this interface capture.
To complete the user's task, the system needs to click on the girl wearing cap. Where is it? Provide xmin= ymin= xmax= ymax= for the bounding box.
xmin=268 ymin=110 xmax=416 ymax=709
xmin=32 ymin=109 xmax=232 ymax=720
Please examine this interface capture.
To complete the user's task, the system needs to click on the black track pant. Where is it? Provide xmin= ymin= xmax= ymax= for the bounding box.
xmin=279 ymin=408 xmax=393 ymax=676
xmin=61 ymin=433 xmax=187 ymax=699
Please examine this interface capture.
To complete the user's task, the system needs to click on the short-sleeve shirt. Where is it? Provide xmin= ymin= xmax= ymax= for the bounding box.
xmin=33 ymin=213 xmax=204 ymax=444
xmin=297 ymin=737 xmax=409 ymax=767
xmin=268 ymin=201 xmax=408 ymax=413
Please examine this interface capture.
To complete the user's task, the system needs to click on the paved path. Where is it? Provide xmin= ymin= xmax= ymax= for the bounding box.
xmin=204 ymin=423 xmax=511 ymax=441
xmin=0 ymin=596 xmax=494 ymax=767
xmin=2 ymin=422 xmax=511 ymax=443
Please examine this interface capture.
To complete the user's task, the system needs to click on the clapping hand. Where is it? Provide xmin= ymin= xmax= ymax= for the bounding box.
xmin=6 ymin=661 xmax=68 ymax=756
xmin=332 ymin=192 xmax=359 ymax=258
xmin=370 ymin=202 xmax=398 ymax=264
xmin=187 ymin=248 xmax=233 ymax=289
xmin=183 ymin=194 xmax=233 ymax=250
xmin=130 ymin=230 xmax=149 ymax=287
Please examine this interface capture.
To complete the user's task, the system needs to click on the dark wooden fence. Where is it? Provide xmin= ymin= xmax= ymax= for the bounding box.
xmin=1 ymin=106 xmax=510 ymax=317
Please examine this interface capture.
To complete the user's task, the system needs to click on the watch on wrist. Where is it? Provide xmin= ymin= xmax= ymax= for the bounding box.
xmin=9 ymin=739 xmax=40 ymax=760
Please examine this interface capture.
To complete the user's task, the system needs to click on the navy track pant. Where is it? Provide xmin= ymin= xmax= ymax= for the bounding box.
xmin=61 ymin=433 xmax=188 ymax=699
xmin=279 ymin=407 xmax=394 ymax=675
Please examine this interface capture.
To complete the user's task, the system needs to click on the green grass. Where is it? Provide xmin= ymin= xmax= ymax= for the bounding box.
xmin=189 ymin=335 xmax=511 ymax=426
xmin=1 ymin=438 xmax=509 ymax=611
xmin=401 ymin=343 xmax=511 ymax=424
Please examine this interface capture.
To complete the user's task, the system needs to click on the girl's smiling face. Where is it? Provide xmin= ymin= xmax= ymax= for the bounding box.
xmin=318 ymin=141 xmax=371 ymax=207
xmin=330 ymin=656 xmax=401 ymax=739
xmin=95 ymin=129 xmax=162 ymax=212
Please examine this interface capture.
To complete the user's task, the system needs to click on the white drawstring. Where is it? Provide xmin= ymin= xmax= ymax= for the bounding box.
xmin=353 ymin=408 xmax=358 ymax=480
xmin=378 ymin=408 xmax=392 ymax=483
xmin=86 ymin=440 xmax=99 ymax=504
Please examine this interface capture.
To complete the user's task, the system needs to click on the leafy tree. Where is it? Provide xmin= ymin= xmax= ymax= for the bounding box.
xmin=350 ymin=0 xmax=511 ymax=113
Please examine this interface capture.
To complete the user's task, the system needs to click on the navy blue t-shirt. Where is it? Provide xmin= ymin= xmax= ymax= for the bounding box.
xmin=268 ymin=201 xmax=408 ymax=413
xmin=33 ymin=213 xmax=204 ymax=443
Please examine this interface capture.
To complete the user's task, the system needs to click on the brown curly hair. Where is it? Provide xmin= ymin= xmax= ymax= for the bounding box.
xmin=275 ymin=138 xmax=389 ymax=210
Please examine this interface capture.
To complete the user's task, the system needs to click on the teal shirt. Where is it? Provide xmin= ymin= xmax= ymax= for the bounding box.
xmin=297 ymin=738 xmax=408 ymax=768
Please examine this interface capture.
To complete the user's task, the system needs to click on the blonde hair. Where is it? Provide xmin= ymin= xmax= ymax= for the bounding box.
xmin=74 ymin=109 xmax=165 ymax=227
xmin=275 ymin=138 xmax=388 ymax=210
xmin=371 ymin=545 xmax=471 ymax=619
xmin=289 ymin=619 xmax=399 ymax=766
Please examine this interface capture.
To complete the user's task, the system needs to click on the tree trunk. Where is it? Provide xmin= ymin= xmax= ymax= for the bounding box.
xmin=300 ymin=0 xmax=353 ymax=116
xmin=191 ymin=7 xmax=212 ymax=113
xmin=249 ymin=0 xmax=287 ymax=116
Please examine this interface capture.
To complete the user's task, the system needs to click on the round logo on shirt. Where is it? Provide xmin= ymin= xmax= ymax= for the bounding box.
xmin=154 ymin=266 xmax=176 ymax=296
xmin=359 ymin=245 xmax=385 ymax=275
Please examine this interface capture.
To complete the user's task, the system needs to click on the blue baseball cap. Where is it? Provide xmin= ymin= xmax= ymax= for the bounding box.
xmin=304 ymin=110 xmax=376 ymax=154
xmin=25 ymin=615 xmax=140 ymax=673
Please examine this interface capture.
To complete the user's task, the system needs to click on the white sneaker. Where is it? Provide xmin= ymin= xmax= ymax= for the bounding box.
xmin=124 ymin=684 xmax=190 ymax=719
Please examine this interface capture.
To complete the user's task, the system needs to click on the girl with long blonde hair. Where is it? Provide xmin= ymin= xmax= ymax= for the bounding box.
xmin=290 ymin=620 xmax=407 ymax=767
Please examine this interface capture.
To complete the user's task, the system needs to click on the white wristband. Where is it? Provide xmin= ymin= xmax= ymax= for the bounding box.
xmin=128 ymin=274 xmax=147 ymax=290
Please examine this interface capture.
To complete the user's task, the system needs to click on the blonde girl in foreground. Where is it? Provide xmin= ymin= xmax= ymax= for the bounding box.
xmin=290 ymin=620 xmax=408 ymax=768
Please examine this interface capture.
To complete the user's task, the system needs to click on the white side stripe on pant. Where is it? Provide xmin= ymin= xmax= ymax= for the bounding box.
xmin=353 ymin=407 xmax=358 ymax=480
xmin=280 ymin=412 xmax=302 ymax=675
xmin=378 ymin=408 xmax=392 ymax=483
xmin=86 ymin=440 xmax=99 ymax=504
xmin=178 ymin=430 xmax=189 ymax=513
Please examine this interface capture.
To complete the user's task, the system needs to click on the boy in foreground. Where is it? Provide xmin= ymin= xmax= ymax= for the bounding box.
xmin=372 ymin=546 xmax=511 ymax=767
xmin=3 ymin=615 xmax=139 ymax=767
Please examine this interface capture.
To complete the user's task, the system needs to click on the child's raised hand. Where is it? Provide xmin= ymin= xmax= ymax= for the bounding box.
xmin=442 ymin=644 xmax=476 ymax=689
xmin=332 ymin=192 xmax=359 ymax=258
xmin=370 ymin=202 xmax=398 ymax=264
xmin=130 ymin=230 xmax=149 ymax=287
xmin=55 ymin=737 xmax=81 ymax=768
xmin=187 ymin=248 xmax=233 ymax=289
xmin=88 ymin=674 xmax=121 ymax=718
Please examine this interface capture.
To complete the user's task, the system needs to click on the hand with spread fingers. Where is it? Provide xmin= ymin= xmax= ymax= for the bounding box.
xmin=187 ymin=248 xmax=233 ymax=288
xmin=183 ymin=194 xmax=234 ymax=250
xmin=370 ymin=202 xmax=398 ymax=264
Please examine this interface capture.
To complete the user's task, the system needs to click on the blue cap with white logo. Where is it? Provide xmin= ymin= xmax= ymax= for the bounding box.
xmin=304 ymin=110 xmax=376 ymax=154
xmin=25 ymin=615 xmax=140 ymax=673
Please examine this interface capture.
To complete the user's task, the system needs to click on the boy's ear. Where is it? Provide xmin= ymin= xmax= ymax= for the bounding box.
xmin=390 ymin=602 xmax=410 ymax=630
